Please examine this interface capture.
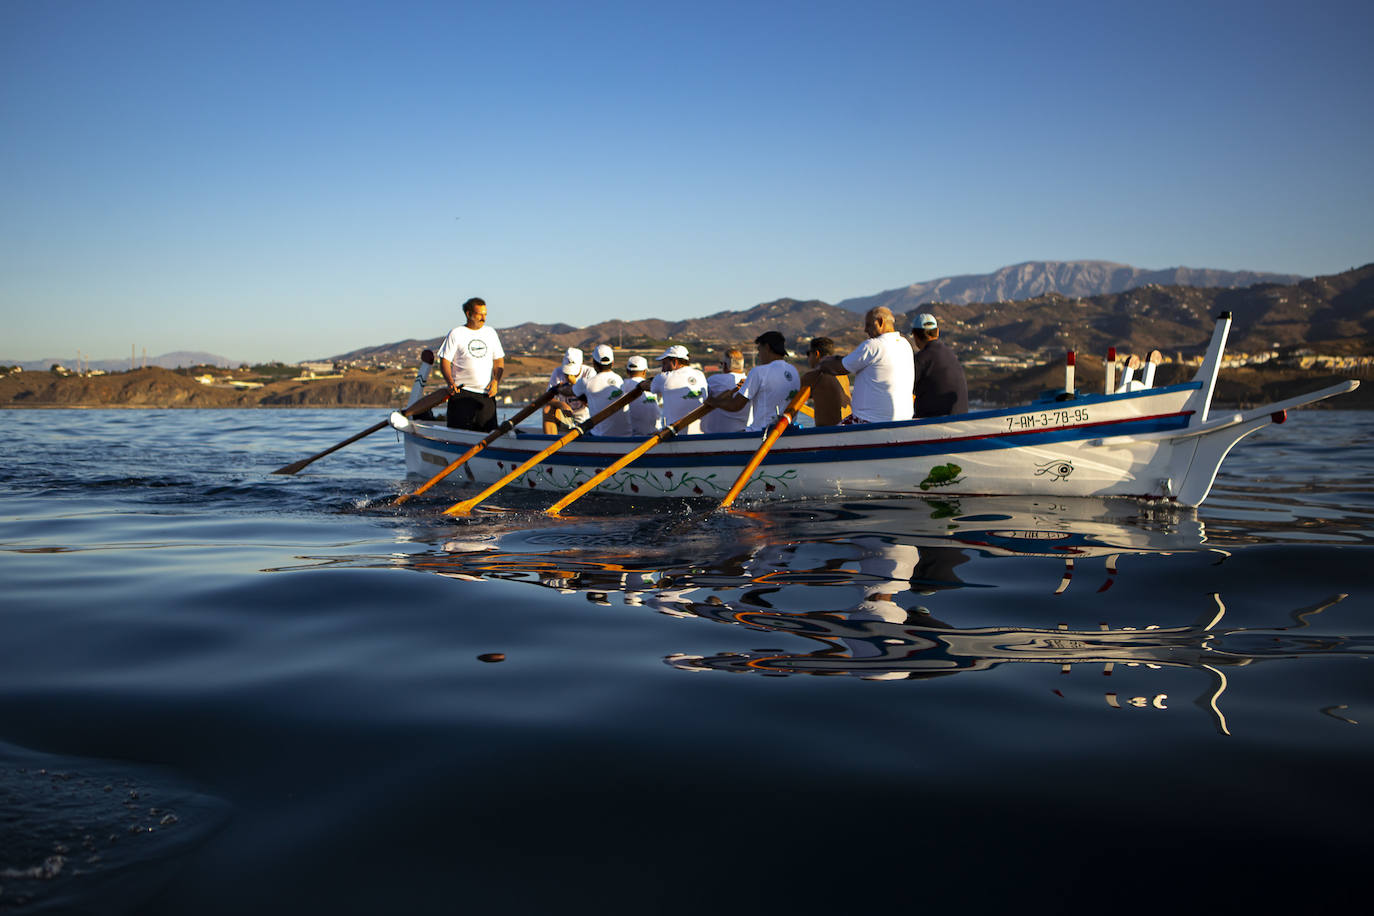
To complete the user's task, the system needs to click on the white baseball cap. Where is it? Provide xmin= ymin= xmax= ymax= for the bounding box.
xmin=592 ymin=344 xmax=614 ymax=364
xmin=657 ymin=344 xmax=689 ymax=361
xmin=626 ymin=355 xmax=648 ymax=371
xmin=562 ymin=347 xmax=584 ymax=368
xmin=916 ymin=313 xmax=938 ymax=330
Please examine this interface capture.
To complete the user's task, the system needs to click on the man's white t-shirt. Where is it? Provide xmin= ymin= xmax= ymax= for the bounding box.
xmin=624 ymin=378 xmax=661 ymax=435
xmin=702 ymin=371 xmax=748 ymax=433
xmin=740 ymin=360 xmax=801 ymax=432
xmin=573 ymin=370 xmax=632 ymax=437
xmin=437 ymin=325 xmax=505 ymax=392
xmin=842 ymin=332 xmax=915 ymax=422
xmin=650 ymin=366 xmax=708 ymax=433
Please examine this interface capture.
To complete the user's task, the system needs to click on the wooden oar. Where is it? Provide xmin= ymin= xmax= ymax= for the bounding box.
xmin=544 ymin=398 xmax=723 ymax=517
xmin=271 ymin=387 xmax=451 ymax=475
xmin=442 ymin=380 xmax=650 ymax=517
xmin=393 ymin=386 xmax=561 ymax=505
xmin=717 ymin=385 xmax=810 ymax=509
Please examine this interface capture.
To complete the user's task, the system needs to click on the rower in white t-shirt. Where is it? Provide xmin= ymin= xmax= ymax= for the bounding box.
xmin=807 ymin=306 xmax=914 ymax=423
xmin=701 ymin=348 xmax=749 ymax=434
xmin=705 ymin=331 xmax=801 ymax=432
xmin=623 ymin=356 xmax=661 ymax=435
xmin=543 ymin=347 xmax=596 ymax=433
xmin=567 ymin=344 xmax=632 ymax=437
xmin=649 ymin=345 xmax=708 ymax=434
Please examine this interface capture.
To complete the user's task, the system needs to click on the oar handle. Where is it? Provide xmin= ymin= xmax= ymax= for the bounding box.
xmin=718 ymin=385 xmax=810 ymax=509
xmin=576 ymin=377 xmax=652 ymax=432
xmin=394 ymin=386 xmax=560 ymax=505
xmin=271 ymin=386 xmax=451 ymax=475
xmin=442 ymin=379 xmax=651 ymax=516
xmin=543 ymin=395 xmax=721 ymax=517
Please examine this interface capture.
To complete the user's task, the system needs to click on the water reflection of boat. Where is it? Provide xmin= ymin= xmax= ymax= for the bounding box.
xmin=286 ymin=496 xmax=1367 ymax=733
xmin=657 ymin=592 xmax=1362 ymax=734
xmin=392 ymin=315 xmax=1357 ymax=506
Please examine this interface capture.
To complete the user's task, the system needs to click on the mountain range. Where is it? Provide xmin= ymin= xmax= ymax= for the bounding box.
xmin=832 ymin=261 xmax=1301 ymax=314
xmin=4 ymin=350 xmax=238 ymax=373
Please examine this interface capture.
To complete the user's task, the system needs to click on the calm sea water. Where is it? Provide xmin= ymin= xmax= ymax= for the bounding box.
xmin=2 ymin=408 xmax=1372 ymax=914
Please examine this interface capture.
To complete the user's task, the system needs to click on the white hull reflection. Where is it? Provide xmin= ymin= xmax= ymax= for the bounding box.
xmin=278 ymin=495 xmax=1373 ymax=735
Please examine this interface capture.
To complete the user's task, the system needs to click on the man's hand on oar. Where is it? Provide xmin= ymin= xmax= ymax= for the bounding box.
xmin=392 ymin=387 xmax=560 ymax=505
xmin=442 ymin=380 xmax=651 ymax=517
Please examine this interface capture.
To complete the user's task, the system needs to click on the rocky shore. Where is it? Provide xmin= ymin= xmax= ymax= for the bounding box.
xmin=2 ymin=360 xmax=1365 ymax=410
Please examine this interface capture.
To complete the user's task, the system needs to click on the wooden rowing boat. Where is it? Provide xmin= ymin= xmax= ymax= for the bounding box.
xmin=390 ymin=313 xmax=1357 ymax=507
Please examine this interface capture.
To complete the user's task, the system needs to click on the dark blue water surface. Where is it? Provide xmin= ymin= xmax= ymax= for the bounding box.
xmin=2 ymin=408 xmax=1373 ymax=914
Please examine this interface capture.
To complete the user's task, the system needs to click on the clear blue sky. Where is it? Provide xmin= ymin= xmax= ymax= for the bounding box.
xmin=3 ymin=0 xmax=1371 ymax=363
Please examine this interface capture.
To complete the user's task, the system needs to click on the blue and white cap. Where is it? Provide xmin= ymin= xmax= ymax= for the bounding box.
xmin=915 ymin=313 xmax=939 ymax=330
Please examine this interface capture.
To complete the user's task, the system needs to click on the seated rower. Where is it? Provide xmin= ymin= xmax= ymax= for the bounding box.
xmin=701 ymin=349 xmax=749 ymax=434
xmin=650 ymin=345 xmax=709 ymax=434
xmin=805 ymin=337 xmax=850 ymax=426
xmin=705 ymin=332 xmax=801 ymax=432
xmin=544 ymin=348 xmax=595 ymax=433
xmin=623 ymin=355 xmax=662 ymax=434
xmin=552 ymin=344 xmax=632 ymax=436
xmin=909 ymin=313 xmax=968 ymax=417
xmin=806 ymin=307 xmax=914 ymax=424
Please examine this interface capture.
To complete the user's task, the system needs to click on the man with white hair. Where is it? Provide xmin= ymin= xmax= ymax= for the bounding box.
xmin=649 ymin=345 xmax=708 ymax=434
xmin=543 ymin=347 xmax=596 ymax=433
xmin=701 ymin=348 xmax=749 ymax=434
xmin=910 ymin=312 xmax=969 ymax=417
xmin=623 ymin=355 xmax=661 ymax=435
xmin=807 ymin=306 xmax=914 ymax=424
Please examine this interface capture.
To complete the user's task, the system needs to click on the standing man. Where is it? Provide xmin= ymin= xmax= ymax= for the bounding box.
xmin=624 ymin=355 xmax=661 ymax=435
xmin=807 ymin=307 xmax=914 ymax=424
xmin=910 ymin=313 xmax=969 ymax=417
xmin=437 ymin=297 xmax=504 ymax=431
xmin=805 ymin=337 xmax=850 ymax=426
xmin=650 ymin=345 xmax=708 ymax=434
xmin=705 ymin=332 xmax=800 ymax=432
xmin=701 ymin=348 xmax=749 ymax=434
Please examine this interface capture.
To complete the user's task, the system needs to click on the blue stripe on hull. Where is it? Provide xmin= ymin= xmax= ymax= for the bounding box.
xmin=415 ymin=411 xmax=1192 ymax=469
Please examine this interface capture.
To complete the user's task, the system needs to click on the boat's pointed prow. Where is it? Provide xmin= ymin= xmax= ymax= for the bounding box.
xmin=1169 ymin=378 xmax=1360 ymax=507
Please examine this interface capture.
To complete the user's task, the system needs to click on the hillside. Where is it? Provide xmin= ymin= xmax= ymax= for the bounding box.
xmin=0 ymin=367 xmax=409 ymax=409
xmin=340 ymin=264 xmax=1373 ymax=368
xmin=7 ymin=267 xmax=1368 ymax=410
xmin=335 ymin=299 xmax=867 ymax=366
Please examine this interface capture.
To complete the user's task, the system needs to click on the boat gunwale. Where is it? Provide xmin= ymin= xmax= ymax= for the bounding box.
xmin=484 ymin=379 xmax=1207 ymax=445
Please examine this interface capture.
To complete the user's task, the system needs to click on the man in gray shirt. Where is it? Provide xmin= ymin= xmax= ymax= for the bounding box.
xmin=910 ymin=312 xmax=968 ymax=417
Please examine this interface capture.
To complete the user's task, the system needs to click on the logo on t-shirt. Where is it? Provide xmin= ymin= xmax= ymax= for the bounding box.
xmin=467 ymin=339 xmax=489 ymax=359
